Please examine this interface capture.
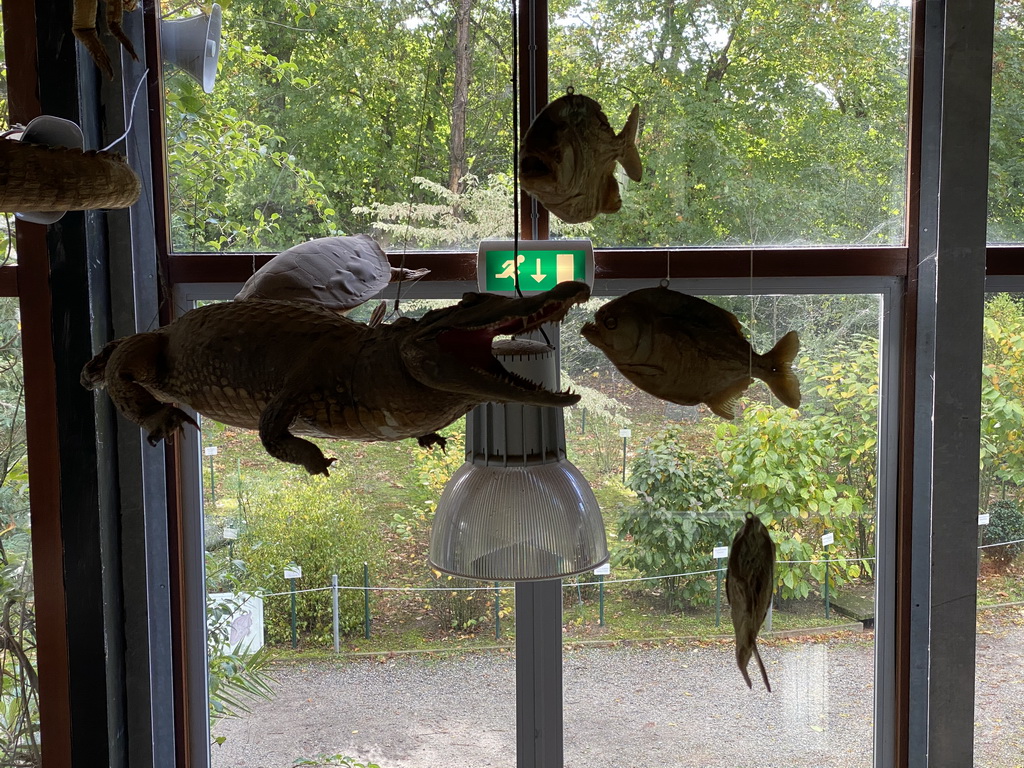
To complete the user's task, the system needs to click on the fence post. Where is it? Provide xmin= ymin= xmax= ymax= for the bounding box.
xmin=290 ymin=578 xmax=298 ymax=649
xmin=363 ymin=562 xmax=371 ymax=639
xmin=598 ymin=574 xmax=605 ymax=627
xmin=714 ymin=545 xmax=726 ymax=628
xmin=332 ymin=574 xmax=340 ymax=653
xmin=824 ymin=552 xmax=831 ymax=619
xmin=494 ymin=582 xmax=501 ymax=640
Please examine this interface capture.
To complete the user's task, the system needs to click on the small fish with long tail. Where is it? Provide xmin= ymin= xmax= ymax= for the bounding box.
xmin=727 ymin=513 xmax=776 ymax=691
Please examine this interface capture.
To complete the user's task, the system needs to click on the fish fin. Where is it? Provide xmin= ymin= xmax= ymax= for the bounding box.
xmin=763 ymin=330 xmax=802 ymax=409
xmin=599 ymin=173 xmax=623 ymax=214
xmin=752 ymin=643 xmax=772 ymax=692
xmin=618 ymin=104 xmax=643 ymax=181
xmin=707 ymin=378 xmax=752 ymax=420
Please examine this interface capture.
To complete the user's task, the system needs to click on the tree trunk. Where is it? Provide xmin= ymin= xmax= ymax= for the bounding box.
xmin=448 ymin=0 xmax=472 ymax=194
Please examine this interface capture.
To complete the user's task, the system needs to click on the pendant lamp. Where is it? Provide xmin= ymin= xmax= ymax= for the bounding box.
xmin=428 ymin=335 xmax=609 ymax=581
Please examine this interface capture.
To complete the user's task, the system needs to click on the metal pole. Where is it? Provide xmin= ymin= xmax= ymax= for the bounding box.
xmin=209 ymin=454 xmax=216 ymax=509
xmin=516 ymin=580 xmax=563 ymax=768
xmin=581 ymin=407 xmax=586 ymax=435
xmin=363 ymin=562 xmax=371 ymax=639
xmin=715 ymin=553 xmax=724 ymax=628
xmin=598 ymin=574 xmax=605 ymax=627
xmin=621 ymin=436 xmax=627 ymax=484
xmin=289 ymin=578 xmax=297 ymax=649
xmin=495 ymin=582 xmax=501 ymax=641
xmin=332 ymin=574 xmax=340 ymax=653
xmin=824 ymin=552 xmax=831 ymax=619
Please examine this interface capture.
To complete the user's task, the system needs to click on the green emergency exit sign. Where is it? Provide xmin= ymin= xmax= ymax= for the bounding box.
xmin=477 ymin=239 xmax=594 ymax=294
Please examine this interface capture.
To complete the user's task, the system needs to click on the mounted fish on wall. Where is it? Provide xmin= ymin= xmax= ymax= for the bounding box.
xmin=580 ymin=285 xmax=801 ymax=419
xmin=519 ymin=88 xmax=642 ymax=223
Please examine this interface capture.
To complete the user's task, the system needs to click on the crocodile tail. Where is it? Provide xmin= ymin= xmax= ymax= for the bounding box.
xmin=81 ymin=338 xmax=124 ymax=390
xmin=762 ymin=330 xmax=801 ymax=409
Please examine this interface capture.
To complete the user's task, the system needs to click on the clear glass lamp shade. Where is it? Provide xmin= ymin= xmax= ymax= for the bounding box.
xmin=428 ymin=459 xmax=609 ymax=582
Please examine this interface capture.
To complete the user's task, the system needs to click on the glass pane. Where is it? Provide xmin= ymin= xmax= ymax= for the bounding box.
xmin=164 ymin=1 xmax=517 ymax=253
xmin=550 ymin=0 xmax=911 ymax=247
xmin=560 ymin=291 xmax=882 ymax=767
xmin=0 ymin=294 xmax=36 ymax=764
xmin=988 ymin=1 xmax=1024 ymax=243
xmin=974 ymin=292 xmax=1024 ymax=767
xmin=197 ymin=299 xmax=516 ymax=767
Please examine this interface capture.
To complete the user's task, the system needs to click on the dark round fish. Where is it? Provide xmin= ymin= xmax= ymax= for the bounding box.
xmin=579 ymin=286 xmax=801 ymax=418
xmin=519 ymin=91 xmax=642 ymax=224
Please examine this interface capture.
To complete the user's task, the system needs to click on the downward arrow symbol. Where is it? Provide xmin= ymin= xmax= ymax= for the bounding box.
xmin=532 ymin=257 xmax=547 ymax=282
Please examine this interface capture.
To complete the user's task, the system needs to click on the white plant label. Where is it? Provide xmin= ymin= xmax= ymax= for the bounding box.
xmin=204 ymin=446 xmax=218 ymax=456
xmin=284 ymin=565 xmax=302 ymax=580
xmin=713 ymin=546 xmax=729 ymax=559
xmin=593 ymin=563 xmax=611 ymax=576
xmin=619 ymin=428 xmax=632 ymax=438
xmin=821 ymin=532 xmax=835 ymax=546
xmin=978 ymin=513 xmax=990 ymax=526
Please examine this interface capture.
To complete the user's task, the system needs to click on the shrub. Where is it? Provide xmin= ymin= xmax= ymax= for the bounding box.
xmin=984 ymin=499 xmax=1024 ymax=570
xmin=235 ymin=480 xmax=381 ymax=644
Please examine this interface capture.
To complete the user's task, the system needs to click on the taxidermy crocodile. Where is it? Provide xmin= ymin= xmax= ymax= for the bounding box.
xmin=81 ymin=281 xmax=590 ymax=476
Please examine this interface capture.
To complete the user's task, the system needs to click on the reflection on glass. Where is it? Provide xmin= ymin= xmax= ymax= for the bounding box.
xmin=974 ymin=293 xmax=1024 ymax=767
xmin=0 ymin=297 xmax=37 ymax=764
xmin=193 ymin=290 xmax=893 ymax=767
xmin=559 ymin=293 xmax=882 ymax=767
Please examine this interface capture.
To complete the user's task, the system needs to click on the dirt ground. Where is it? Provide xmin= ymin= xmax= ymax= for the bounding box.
xmin=211 ymin=610 xmax=1023 ymax=768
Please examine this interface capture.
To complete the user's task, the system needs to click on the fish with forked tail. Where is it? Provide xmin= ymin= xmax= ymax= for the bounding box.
xmin=579 ymin=286 xmax=800 ymax=419
xmin=519 ymin=89 xmax=642 ymax=224
xmin=726 ymin=513 xmax=776 ymax=692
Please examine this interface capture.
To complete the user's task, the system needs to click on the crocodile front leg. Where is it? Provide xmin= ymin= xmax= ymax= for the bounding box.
xmin=259 ymin=396 xmax=336 ymax=477
xmin=93 ymin=333 xmax=199 ymax=444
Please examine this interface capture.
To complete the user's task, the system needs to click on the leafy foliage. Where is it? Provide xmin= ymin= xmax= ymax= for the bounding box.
xmin=983 ymin=500 xmax=1024 ymax=570
xmin=619 ymin=428 xmax=736 ymax=607
xmin=235 ymin=480 xmax=381 ymax=643
xmin=980 ymin=294 xmax=1024 ymax=501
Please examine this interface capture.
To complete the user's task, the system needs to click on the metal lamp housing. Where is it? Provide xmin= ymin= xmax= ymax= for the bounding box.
xmin=428 ymin=336 xmax=609 ymax=581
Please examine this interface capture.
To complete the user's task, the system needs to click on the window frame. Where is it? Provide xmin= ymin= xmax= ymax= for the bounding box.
xmin=1 ymin=0 xmax=1013 ymax=766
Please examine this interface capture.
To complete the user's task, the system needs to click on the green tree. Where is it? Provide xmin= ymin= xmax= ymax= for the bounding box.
xmin=979 ymin=293 xmax=1024 ymax=504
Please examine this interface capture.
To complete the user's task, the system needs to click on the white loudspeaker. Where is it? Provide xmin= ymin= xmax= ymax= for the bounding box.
xmin=160 ymin=3 xmax=222 ymax=94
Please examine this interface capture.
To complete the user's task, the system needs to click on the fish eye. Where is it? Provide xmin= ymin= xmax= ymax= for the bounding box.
xmin=603 ymin=316 xmax=618 ymax=330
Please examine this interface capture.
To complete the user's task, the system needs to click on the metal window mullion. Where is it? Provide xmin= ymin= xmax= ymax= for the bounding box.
xmin=908 ymin=2 xmax=994 ymax=767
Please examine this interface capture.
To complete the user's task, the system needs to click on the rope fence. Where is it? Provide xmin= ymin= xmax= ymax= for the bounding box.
xmin=222 ymin=539 xmax=1023 ymax=647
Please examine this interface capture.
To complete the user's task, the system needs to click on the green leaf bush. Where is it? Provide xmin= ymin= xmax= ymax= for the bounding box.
xmin=984 ymin=500 xmax=1024 ymax=570
xmin=236 ymin=480 xmax=381 ymax=644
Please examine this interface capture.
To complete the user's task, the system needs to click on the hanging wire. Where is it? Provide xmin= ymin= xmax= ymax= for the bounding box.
xmin=511 ymin=0 xmax=523 ymax=299
xmin=101 ymin=68 xmax=150 ymax=153
xmin=390 ymin=31 xmax=440 ymax=322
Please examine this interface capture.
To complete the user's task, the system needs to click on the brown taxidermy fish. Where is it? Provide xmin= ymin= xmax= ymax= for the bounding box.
xmin=579 ymin=286 xmax=800 ymax=419
xmin=726 ymin=513 xmax=775 ymax=692
xmin=519 ymin=89 xmax=642 ymax=224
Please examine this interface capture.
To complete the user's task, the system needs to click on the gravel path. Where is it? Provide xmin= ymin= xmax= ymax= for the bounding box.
xmin=212 ymin=619 xmax=1023 ymax=768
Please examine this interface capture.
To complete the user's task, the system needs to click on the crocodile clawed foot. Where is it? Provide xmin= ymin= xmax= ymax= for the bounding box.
xmin=417 ymin=433 xmax=447 ymax=451
xmin=143 ymin=406 xmax=199 ymax=446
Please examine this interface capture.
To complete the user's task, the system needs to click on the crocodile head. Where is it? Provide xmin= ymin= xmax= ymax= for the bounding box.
xmin=399 ymin=281 xmax=590 ymax=406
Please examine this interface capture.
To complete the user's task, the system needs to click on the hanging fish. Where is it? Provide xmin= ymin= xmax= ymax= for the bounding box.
xmin=519 ymin=88 xmax=642 ymax=224
xmin=579 ymin=286 xmax=801 ymax=419
xmin=235 ymin=234 xmax=429 ymax=316
xmin=726 ymin=513 xmax=775 ymax=692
